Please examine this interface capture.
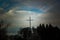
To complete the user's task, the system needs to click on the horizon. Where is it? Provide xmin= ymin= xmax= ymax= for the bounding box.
xmin=7 ymin=24 xmax=59 ymax=34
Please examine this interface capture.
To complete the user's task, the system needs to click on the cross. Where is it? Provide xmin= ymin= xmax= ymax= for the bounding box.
xmin=27 ymin=16 xmax=34 ymax=33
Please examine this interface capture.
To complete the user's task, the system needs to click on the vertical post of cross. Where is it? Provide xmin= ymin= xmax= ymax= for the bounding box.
xmin=27 ymin=16 xmax=33 ymax=33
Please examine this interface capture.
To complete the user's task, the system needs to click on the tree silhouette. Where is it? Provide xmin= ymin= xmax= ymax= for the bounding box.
xmin=7 ymin=23 xmax=60 ymax=40
xmin=18 ymin=27 xmax=29 ymax=40
xmin=0 ymin=20 xmax=10 ymax=40
xmin=37 ymin=24 xmax=60 ymax=40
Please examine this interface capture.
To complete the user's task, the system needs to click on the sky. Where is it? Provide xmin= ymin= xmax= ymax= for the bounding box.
xmin=0 ymin=0 xmax=60 ymax=33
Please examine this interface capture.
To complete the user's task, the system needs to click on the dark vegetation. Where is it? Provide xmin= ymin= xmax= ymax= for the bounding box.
xmin=0 ymin=20 xmax=60 ymax=40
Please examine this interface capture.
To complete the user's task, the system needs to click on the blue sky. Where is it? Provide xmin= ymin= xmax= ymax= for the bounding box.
xmin=0 ymin=0 xmax=59 ymax=13
xmin=16 ymin=6 xmax=44 ymax=13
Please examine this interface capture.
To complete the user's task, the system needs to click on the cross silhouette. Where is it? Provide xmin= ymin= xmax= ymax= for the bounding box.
xmin=27 ymin=16 xmax=34 ymax=33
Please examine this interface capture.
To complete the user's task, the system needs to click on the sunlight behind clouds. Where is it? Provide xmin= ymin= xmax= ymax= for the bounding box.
xmin=14 ymin=10 xmax=48 ymax=27
xmin=6 ymin=8 xmax=60 ymax=28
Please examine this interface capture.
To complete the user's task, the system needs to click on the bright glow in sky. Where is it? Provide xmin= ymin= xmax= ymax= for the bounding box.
xmin=15 ymin=10 xmax=42 ymax=28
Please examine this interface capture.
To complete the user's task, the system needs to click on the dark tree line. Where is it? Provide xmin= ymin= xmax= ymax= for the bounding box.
xmin=0 ymin=20 xmax=10 ymax=40
xmin=37 ymin=24 xmax=60 ymax=40
xmin=0 ymin=20 xmax=60 ymax=40
xmin=18 ymin=24 xmax=60 ymax=40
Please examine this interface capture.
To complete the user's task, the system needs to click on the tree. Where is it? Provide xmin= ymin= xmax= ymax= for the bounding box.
xmin=0 ymin=19 xmax=10 ymax=40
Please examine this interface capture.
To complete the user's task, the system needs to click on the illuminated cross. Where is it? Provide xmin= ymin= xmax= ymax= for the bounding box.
xmin=27 ymin=16 xmax=34 ymax=33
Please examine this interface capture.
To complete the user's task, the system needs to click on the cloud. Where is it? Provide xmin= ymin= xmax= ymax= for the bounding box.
xmin=0 ymin=0 xmax=60 ymax=28
xmin=0 ymin=8 xmax=5 ymax=14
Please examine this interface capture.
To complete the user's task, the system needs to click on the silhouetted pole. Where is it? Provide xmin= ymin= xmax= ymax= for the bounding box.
xmin=27 ymin=16 xmax=33 ymax=33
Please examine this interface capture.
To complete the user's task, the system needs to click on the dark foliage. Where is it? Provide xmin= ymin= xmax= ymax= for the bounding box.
xmin=0 ymin=21 xmax=60 ymax=40
xmin=37 ymin=24 xmax=60 ymax=40
xmin=0 ymin=20 xmax=10 ymax=40
xmin=17 ymin=24 xmax=60 ymax=40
